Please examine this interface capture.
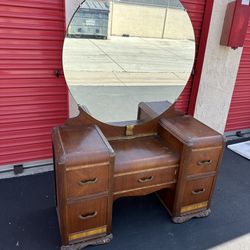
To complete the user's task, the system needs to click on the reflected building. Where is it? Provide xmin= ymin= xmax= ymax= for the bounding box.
xmin=67 ymin=0 xmax=110 ymax=39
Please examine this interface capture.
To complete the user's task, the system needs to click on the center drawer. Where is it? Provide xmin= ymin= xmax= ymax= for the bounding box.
xmin=66 ymin=164 xmax=109 ymax=198
xmin=114 ymin=166 xmax=177 ymax=194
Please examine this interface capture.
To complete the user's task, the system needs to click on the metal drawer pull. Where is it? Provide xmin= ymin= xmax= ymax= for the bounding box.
xmin=197 ymin=160 xmax=213 ymax=166
xmin=78 ymin=178 xmax=98 ymax=185
xmin=138 ymin=176 xmax=154 ymax=183
xmin=79 ymin=211 xmax=98 ymax=220
xmin=192 ymin=188 xmax=205 ymax=195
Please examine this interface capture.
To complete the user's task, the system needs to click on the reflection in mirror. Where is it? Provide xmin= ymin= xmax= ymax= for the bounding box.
xmin=63 ymin=0 xmax=195 ymax=122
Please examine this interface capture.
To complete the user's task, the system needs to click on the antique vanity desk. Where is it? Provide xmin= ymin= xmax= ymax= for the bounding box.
xmin=52 ymin=0 xmax=225 ymax=248
xmin=52 ymin=102 xmax=224 ymax=249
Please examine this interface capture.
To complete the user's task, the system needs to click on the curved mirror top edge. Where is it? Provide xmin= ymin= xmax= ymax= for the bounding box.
xmin=63 ymin=0 xmax=195 ymax=123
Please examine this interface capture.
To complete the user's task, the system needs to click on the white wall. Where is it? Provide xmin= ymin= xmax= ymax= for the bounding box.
xmin=194 ymin=0 xmax=243 ymax=134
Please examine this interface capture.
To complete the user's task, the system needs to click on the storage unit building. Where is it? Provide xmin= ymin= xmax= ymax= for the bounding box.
xmin=67 ymin=0 xmax=109 ymax=39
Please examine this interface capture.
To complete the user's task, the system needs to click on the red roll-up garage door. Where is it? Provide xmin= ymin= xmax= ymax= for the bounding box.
xmin=176 ymin=0 xmax=207 ymax=112
xmin=225 ymin=21 xmax=250 ymax=132
xmin=0 ymin=0 xmax=68 ymax=166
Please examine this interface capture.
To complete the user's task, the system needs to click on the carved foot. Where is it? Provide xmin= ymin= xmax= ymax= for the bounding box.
xmin=172 ymin=209 xmax=211 ymax=224
xmin=61 ymin=234 xmax=113 ymax=250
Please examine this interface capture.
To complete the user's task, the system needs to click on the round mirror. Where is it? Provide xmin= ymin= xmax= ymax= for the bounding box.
xmin=63 ymin=0 xmax=195 ymax=123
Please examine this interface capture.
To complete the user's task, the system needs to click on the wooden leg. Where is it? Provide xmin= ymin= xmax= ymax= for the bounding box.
xmin=172 ymin=209 xmax=211 ymax=224
xmin=61 ymin=234 xmax=113 ymax=250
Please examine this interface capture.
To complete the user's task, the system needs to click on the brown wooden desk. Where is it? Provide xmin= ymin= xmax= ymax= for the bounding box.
xmin=52 ymin=102 xmax=225 ymax=249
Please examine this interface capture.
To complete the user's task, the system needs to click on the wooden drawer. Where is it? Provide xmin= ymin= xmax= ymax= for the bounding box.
xmin=186 ymin=148 xmax=222 ymax=176
xmin=182 ymin=176 xmax=214 ymax=207
xmin=114 ymin=166 xmax=177 ymax=194
xmin=66 ymin=165 xmax=109 ymax=198
xmin=67 ymin=197 xmax=108 ymax=234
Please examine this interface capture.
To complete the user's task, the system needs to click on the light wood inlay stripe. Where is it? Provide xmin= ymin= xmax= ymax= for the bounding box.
xmin=69 ymin=226 xmax=107 ymax=241
xmin=181 ymin=201 xmax=208 ymax=214
xmin=108 ymin=133 xmax=157 ymax=141
xmin=191 ymin=146 xmax=222 ymax=152
xmin=66 ymin=162 xmax=109 ymax=171
xmin=114 ymin=165 xmax=178 ymax=177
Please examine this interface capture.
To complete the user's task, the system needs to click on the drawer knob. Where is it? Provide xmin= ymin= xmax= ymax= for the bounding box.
xmin=138 ymin=176 xmax=154 ymax=183
xmin=197 ymin=160 xmax=213 ymax=166
xmin=79 ymin=211 xmax=98 ymax=220
xmin=192 ymin=188 xmax=205 ymax=195
xmin=78 ymin=178 xmax=98 ymax=186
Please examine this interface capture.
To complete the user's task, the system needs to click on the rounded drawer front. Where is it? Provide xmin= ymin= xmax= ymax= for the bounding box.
xmin=66 ymin=165 xmax=109 ymax=198
xmin=67 ymin=197 xmax=108 ymax=234
xmin=186 ymin=148 xmax=222 ymax=176
xmin=182 ymin=176 xmax=214 ymax=207
xmin=114 ymin=166 xmax=177 ymax=194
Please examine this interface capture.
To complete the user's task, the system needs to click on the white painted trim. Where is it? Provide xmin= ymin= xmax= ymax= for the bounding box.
xmin=194 ymin=0 xmax=243 ymax=134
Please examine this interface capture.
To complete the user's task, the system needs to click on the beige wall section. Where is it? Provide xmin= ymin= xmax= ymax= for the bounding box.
xmin=194 ymin=0 xmax=243 ymax=134
xmin=65 ymin=0 xmax=81 ymax=117
xmin=111 ymin=3 xmax=166 ymax=38
xmin=110 ymin=3 xmax=194 ymax=40
xmin=164 ymin=8 xmax=194 ymax=40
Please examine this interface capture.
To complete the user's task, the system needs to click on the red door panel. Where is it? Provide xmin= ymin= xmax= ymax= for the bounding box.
xmin=225 ymin=20 xmax=250 ymax=132
xmin=176 ymin=0 xmax=206 ymax=112
xmin=0 ymin=0 xmax=68 ymax=166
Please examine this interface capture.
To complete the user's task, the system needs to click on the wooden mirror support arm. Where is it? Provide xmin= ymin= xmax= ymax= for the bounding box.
xmin=52 ymin=102 xmax=225 ymax=249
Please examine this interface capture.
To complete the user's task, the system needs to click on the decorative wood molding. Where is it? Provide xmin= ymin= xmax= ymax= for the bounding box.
xmin=61 ymin=234 xmax=113 ymax=250
xmin=172 ymin=209 xmax=211 ymax=224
